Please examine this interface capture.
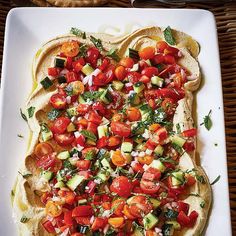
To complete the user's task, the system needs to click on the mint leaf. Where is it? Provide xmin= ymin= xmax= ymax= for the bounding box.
xmin=164 ymin=26 xmax=176 ymax=45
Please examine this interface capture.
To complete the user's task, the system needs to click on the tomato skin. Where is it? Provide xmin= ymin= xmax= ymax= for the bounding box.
xmin=164 ymin=54 xmax=176 ymax=64
xmin=91 ymin=217 xmax=107 ymax=231
xmin=132 ymin=162 xmax=144 ymax=173
xmin=75 ymin=134 xmax=86 ymax=147
xmin=127 ymin=107 xmax=141 ymax=121
xmin=88 ymin=111 xmax=102 ymax=125
xmin=123 ymin=205 xmax=137 ymax=219
xmin=97 ymin=136 xmax=108 ymax=148
xmin=188 ymin=210 xmax=198 ymax=227
xmin=177 ymin=211 xmax=190 ymax=227
xmin=64 ymin=210 xmax=73 ymax=226
xmin=75 ymin=216 xmax=91 ymax=225
xmin=77 ymin=104 xmax=90 ymax=115
xmin=42 ymin=220 xmax=55 ymax=233
xmin=140 ymin=179 xmax=160 ymax=194
xmin=139 ymin=75 xmax=151 ymax=84
xmin=34 ymin=142 xmax=53 ymax=158
xmin=115 ymin=65 xmax=127 ymax=81
xmin=36 ymin=153 xmax=56 ymax=170
xmin=159 ymin=88 xmax=185 ymax=102
xmin=110 ymin=121 xmax=131 ymax=138
xmin=141 ymin=67 xmax=159 ymax=78
xmin=142 ymin=167 xmax=161 ymax=181
xmin=72 ymin=206 xmax=94 ymax=217
xmin=61 ymin=41 xmax=79 ymax=57
xmin=87 ymin=122 xmax=98 ymax=135
xmin=155 ymin=127 xmax=168 ymax=141
xmin=48 ymin=67 xmax=60 ymax=76
xmin=177 ymin=201 xmax=189 ymax=215
xmin=99 ymin=58 xmax=110 ymax=71
xmin=156 ymin=41 xmax=169 ymax=53
xmin=127 ymin=71 xmax=141 ymax=84
xmin=58 ymin=190 xmax=76 ymax=205
xmin=50 ymin=94 xmax=67 ymax=110
xmin=183 ymin=140 xmax=195 ymax=152
xmin=152 ymin=53 xmax=165 ymax=65
xmin=76 ymin=160 xmax=91 ymax=170
xmin=182 ymin=128 xmax=197 ymax=137
xmin=110 ymin=176 xmax=133 ymax=198
xmin=112 ymin=199 xmax=126 ymax=216
xmin=92 ymin=102 xmax=106 ymax=116
xmin=51 ymin=117 xmax=71 ymax=134
xmin=86 ymin=47 xmax=100 ymax=67
xmin=139 ymin=46 xmax=156 ymax=60
xmin=108 ymin=136 xmax=121 ymax=147
xmin=54 ymin=133 xmax=75 ymax=146
xmin=120 ymin=57 xmax=134 ymax=68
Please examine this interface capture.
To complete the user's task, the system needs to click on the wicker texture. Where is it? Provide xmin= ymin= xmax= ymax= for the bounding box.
xmin=0 ymin=0 xmax=236 ymax=233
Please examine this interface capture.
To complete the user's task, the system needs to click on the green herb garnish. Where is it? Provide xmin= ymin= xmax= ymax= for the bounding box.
xmin=196 ymin=175 xmax=206 ymax=184
xmin=176 ymin=123 xmax=181 ymax=134
xmin=20 ymin=215 xmax=30 ymax=223
xmin=80 ymin=130 xmax=97 ymax=142
xmin=200 ymin=201 xmax=205 ymax=208
xmin=17 ymin=134 xmax=24 ymax=138
xmin=200 ymin=110 xmax=212 ymax=131
xmin=90 ymin=35 xmax=104 ymax=51
xmin=18 ymin=171 xmax=32 ymax=178
xmin=164 ymin=26 xmax=176 ymax=45
xmin=82 ymin=91 xmax=103 ymax=101
xmin=27 ymin=106 xmax=35 ymax=118
xmin=47 ymin=108 xmax=61 ymax=121
xmin=211 ymin=175 xmax=221 ymax=185
xmin=70 ymin=27 xmax=86 ymax=39
xmin=65 ymin=84 xmax=73 ymax=96
xmin=40 ymin=77 xmax=53 ymax=89
xmin=20 ymin=108 xmax=27 ymax=122
xmin=164 ymin=209 xmax=178 ymax=219
xmin=107 ymin=48 xmax=120 ymax=62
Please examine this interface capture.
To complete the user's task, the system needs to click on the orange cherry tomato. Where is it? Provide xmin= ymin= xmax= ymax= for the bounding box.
xmin=34 ymin=142 xmax=53 ymax=158
xmin=70 ymin=81 xmax=85 ymax=95
xmin=156 ymin=41 xmax=169 ymax=53
xmin=77 ymin=118 xmax=88 ymax=128
xmin=139 ymin=46 xmax=156 ymax=60
xmin=61 ymin=41 xmax=79 ymax=57
xmin=111 ymin=199 xmax=126 ymax=216
xmin=119 ymin=57 xmax=134 ymax=68
xmin=127 ymin=107 xmax=141 ymax=122
xmin=149 ymin=123 xmax=161 ymax=132
xmin=115 ymin=65 xmax=127 ymax=81
xmin=137 ymin=155 xmax=154 ymax=165
xmin=108 ymin=217 xmax=125 ymax=228
xmin=112 ymin=113 xmax=124 ymax=122
xmin=111 ymin=150 xmax=126 ymax=167
xmin=58 ymin=190 xmax=76 ymax=205
xmin=102 ymin=202 xmax=111 ymax=210
xmin=45 ymin=201 xmax=62 ymax=217
xmin=108 ymin=136 xmax=121 ymax=147
xmin=123 ymin=205 xmax=136 ymax=220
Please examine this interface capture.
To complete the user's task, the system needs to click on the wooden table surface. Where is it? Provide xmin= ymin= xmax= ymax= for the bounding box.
xmin=0 ymin=0 xmax=236 ymax=234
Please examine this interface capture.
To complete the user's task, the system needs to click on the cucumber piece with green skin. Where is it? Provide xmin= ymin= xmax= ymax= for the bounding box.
xmin=171 ymin=171 xmax=185 ymax=186
xmin=143 ymin=213 xmax=159 ymax=230
xmin=41 ymin=130 xmax=53 ymax=142
xmin=54 ymin=57 xmax=67 ymax=68
xmin=128 ymin=92 xmax=140 ymax=105
xmin=100 ymin=89 xmax=113 ymax=104
xmin=171 ymin=135 xmax=186 ymax=147
xmin=101 ymin=158 xmax=112 ymax=171
xmin=67 ymin=107 xmax=79 ymax=117
xmin=96 ymin=170 xmax=110 ymax=182
xmin=166 ymin=221 xmax=181 ymax=230
xmin=131 ymin=227 xmax=143 ymax=236
xmin=150 ymin=198 xmax=161 ymax=208
xmin=154 ymin=145 xmax=164 ymax=156
xmin=133 ymin=82 xmax=145 ymax=94
xmin=97 ymin=125 xmax=109 ymax=139
xmin=40 ymin=170 xmax=53 ymax=181
xmin=121 ymin=142 xmax=133 ymax=153
xmin=66 ymin=174 xmax=84 ymax=191
xmin=57 ymin=151 xmax=70 ymax=160
xmin=78 ymin=95 xmax=86 ymax=104
xmin=112 ymin=80 xmax=124 ymax=91
xmin=54 ymin=181 xmax=65 ymax=189
xmin=151 ymin=76 xmax=164 ymax=87
xmin=135 ymin=143 xmax=145 ymax=151
xmin=150 ymin=160 xmax=166 ymax=173
xmin=81 ymin=64 xmax=94 ymax=75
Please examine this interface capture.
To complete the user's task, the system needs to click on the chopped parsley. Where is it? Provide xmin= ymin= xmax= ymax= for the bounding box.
xmin=27 ymin=106 xmax=35 ymax=118
xmin=211 ymin=175 xmax=221 ymax=185
xmin=196 ymin=174 xmax=206 ymax=184
xmin=80 ymin=130 xmax=97 ymax=142
xmin=20 ymin=108 xmax=27 ymax=122
xmin=47 ymin=108 xmax=61 ymax=121
xmin=164 ymin=26 xmax=176 ymax=45
xmin=70 ymin=27 xmax=86 ymax=39
xmin=90 ymin=35 xmax=104 ymax=51
xmin=20 ymin=215 xmax=30 ymax=223
xmin=106 ymin=48 xmax=120 ymax=62
xmin=200 ymin=109 xmax=212 ymax=131
xmin=200 ymin=201 xmax=205 ymax=208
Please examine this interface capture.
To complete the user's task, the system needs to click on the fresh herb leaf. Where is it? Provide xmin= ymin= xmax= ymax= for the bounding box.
xmin=80 ymin=130 xmax=97 ymax=142
xmin=82 ymin=91 xmax=103 ymax=101
xmin=65 ymin=84 xmax=73 ymax=96
xmin=200 ymin=110 xmax=212 ymax=131
xmin=78 ymin=43 xmax=88 ymax=57
xmin=85 ymin=150 xmax=95 ymax=160
xmin=200 ymin=201 xmax=205 ymax=208
xmin=90 ymin=35 xmax=104 ymax=51
xmin=27 ymin=106 xmax=35 ymax=118
xmin=211 ymin=175 xmax=221 ymax=185
xmin=20 ymin=215 xmax=30 ymax=223
xmin=159 ymin=157 xmax=178 ymax=165
xmin=47 ymin=108 xmax=61 ymax=121
xmin=164 ymin=26 xmax=176 ymax=45
xmin=18 ymin=171 xmax=32 ymax=178
xmin=40 ymin=77 xmax=53 ymax=89
xmin=11 ymin=190 xmax=15 ymax=197
xmin=70 ymin=27 xmax=86 ymax=39
xmin=107 ymin=48 xmax=120 ymax=62
xmin=171 ymin=143 xmax=183 ymax=154
xmin=20 ymin=109 xmax=27 ymax=122
xmin=189 ymin=193 xmax=200 ymax=197
xmin=17 ymin=134 xmax=24 ymax=138
xmin=196 ymin=174 xmax=206 ymax=184
xmin=164 ymin=209 xmax=178 ymax=219
xmin=176 ymin=123 xmax=181 ymax=133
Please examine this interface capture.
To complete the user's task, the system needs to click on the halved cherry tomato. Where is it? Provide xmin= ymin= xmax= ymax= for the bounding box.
xmin=110 ymin=176 xmax=133 ymax=198
xmin=36 ymin=153 xmax=56 ymax=170
xmin=115 ymin=65 xmax=127 ymax=81
xmin=54 ymin=133 xmax=75 ymax=146
xmin=112 ymin=199 xmax=126 ymax=216
xmin=72 ymin=206 xmax=94 ymax=217
xmin=141 ymin=67 xmax=159 ymax=78
xmin=142 ymin=167 xmax=161 ymax=181
xmin=87 ymin=122 xmax=98 ymax=134
xmin=61 ymin=41 xmax=79 ymax=57
xmin=182 ymin=128 xmax=197 ymax=137
xmin=127 ymin=71 xmax=141 ymax=84
xmin=50 ymin=93 xmax=67 ymax=110
xmin=140 ymin=179 xmax=160 ymax=194
xmin=161 ymin=98 xmax=176 ymax=116
xmin=108 ymin=136 xmax=121 ymax=147
xmin=132 ymin=162 xmax=144 ymax=173
xmin=139 ymin=46 xmax=155 ymax=60
xmin=91 ymin=217 xmax=107 ymax=231
xmin=99 ymin=58 xmax=110 ymax=71
xmin=45 ymin=201 xmax=62 ymax=217
xmin=137 ymin=155 xmax=154 ymax=165
xmin=51 ymin=117 xmax=71 ymax=134
xmin=112 ymin=113 xmax=124 ymax=122
xmin=127 ymin=107 xmax=141 ymax=121
xmin=92 ymin=101 xmax=106 ymax=116
xmin=120 ymin=57 xmax=134 ymax=68
xmin=155 ymin=127 xmax=168 ymax=141
xmin=88 ymin=111 xmax=102 ymax=125
xmin=58 ymin=190 xmax=76 ymax=205
xmin=111 ymin=150 xmax=126 ymax=167
xmin=86 ymin=47 xmax=100 ymax=67
xmin=140 ymin=75 xmax=151 ymax=84
xmin=42 ymin=220 xmax=55 ymax=233
xmin=156 ymin=41 xmax=169 ymax=53
xmin=34 ymin=142 xmax=53 ymax=158
xmin=110 ymin=121 xmax=131 ymax=137
xmin=77 ymin=104 xmax=90 ymax=114
xmin=97 ymin=136 xmax=108 ymax=148
xmin=66 ymin=71 xmax=78 ymax=83
xmin=76 ymin=160 xmax=91 ymax=170
xmin=123 ymin=205 xmax=136 ymax=219
xmin=108 ymin=217 xmax=125 ymax=228
xmin=48 ymin=67 xmax=60 ymax=76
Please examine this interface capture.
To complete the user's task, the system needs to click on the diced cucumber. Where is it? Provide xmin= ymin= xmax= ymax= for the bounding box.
xmin=151 ymin=76 xmax=164 ymax=87
xmin=112 ymin=80 xmax=124 ymax=91
xmin=143 ymin=213 xmax=159 ymax=230
xmin=97 ymin=125 xmax=109 ymax=139
xmin=128 ymin=92 xmax=140 ymax=105
xmin=78 ymin=95 xmax=86 ymax=104
xmin=131 ymin=227 xmax=143 ymax=236
xmin=67 ymin=107 xmax=79 ymax=117
xmin=81 ymin=64 xmax=94 ymax=75
xmin=135 ymin=143 xmax=145 ymax=151
xmin=166 ymin=221 xmax=181 ymax=230
xmin=67 ymin=122 xmax=76 ymax=132
xmin=56 ymin=171 xmax=64 ymax=182
xmin=121 ymin=142 xmax=133 ymax=153
xmin=154 ymin=145 xmax=164 ymax=156
xmin=100 ymin=89 xmax=113 ymax=104
xmin=150 ymin=160 xmax=166 ymax=173
xmin=66 ymin=174 xmax=84 ymax=191
xmin=133 ymin=82 xmax=145 ymax=94
xmin=171 ymin=171 xmax=184 ymax=186
xmin=54 ymin=57 xmax=66 ymax=68
xmin=101 ymin=158 xmax=112 ymax=171
xmin=40 ymin=170 xmax=53 ymax=181
xmin=54 ymin=181 xmax=65 ymax=189
xmin=150 ymin=198 xmax=161 ymax=209
xmin=171 ymin=135 xmax=186 ymax=147
xmin=96 ymin=170 xmax=110 ymax=182
xmin=57 ymin=151 xmax=70 ymax=160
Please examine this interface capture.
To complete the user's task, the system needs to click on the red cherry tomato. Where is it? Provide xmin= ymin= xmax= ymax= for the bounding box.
xmin=50 ymin=94 xmax=67 ymax=110
xmin=110 ymin=121 xmax=131 ymax=137
xmin=115 ymin=65 xmax=127 ymax=81
xmin=139 ymin=46 xmax=155 ymax=60
xmin=119 ymin=57 xmax=134 ymax=68
xmin=54 ymin=133 xmax=75 ymax=146
xmin=88 ymin=111 xmax=102 ymax=125
xmin=141 ymin=67 xmax=159 ymax=78
xmin=178 ymin=202 xmax=190 ymax=215
xmin=161 ymin=98 xmax=176 ymax=116
xmin=110 ymin=176 xmax=133 ymax=198
xmin=152 ymin=53 xmax=165 ymax=65
xmin=127 ymin=71 xmax=141 ymax=84
xmin=140 ymin=179 xmax=160 ymax=194
xmin=76 ymin=160 xmax=91 ymax=170
xmin=183 ymin=140 xmax=195 ymax=152
xmin=86 ymin=47 xmax=100 ymax=67
xmin=36 ymin=153 xmax=56 ymax=170
xmin=97 ymin=136 xmax=108 ymax=149
xmin=164 ymin=54 xmax=176 ymax=64
xmin=156 ymin=41 xmax=169 ymax=53
xmin=51 ymin=117 xmax=71 ymax=134
xmin=91 ymin=217 xmax=107 ymax=231
xmin=77 ymin=104 xmax=91 ymax=115
xmin=99 ymin=58 xmax=110 ymax=71
xmin=155 ymin=127 xmax=168 ymax=141
xmin=92 ymin=101 xmax=106 ymax=116
xmin=132 ymin=162 xmax=144 ymax=173
xmin=87 ymin=122 xmax=98 ymax=134
xmin=142 ymin=167 xmax=161 ymax=181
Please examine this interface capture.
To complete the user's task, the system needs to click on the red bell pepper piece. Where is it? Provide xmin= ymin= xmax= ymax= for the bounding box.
xmin=72 ymin=205 xmax=94 ymax=217
xmin=182 ymin=128 xmax=197 ymax=137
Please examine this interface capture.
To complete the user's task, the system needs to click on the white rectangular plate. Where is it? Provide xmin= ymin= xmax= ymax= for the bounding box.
xmin=0 ymin=8 xmax=232 ymax=235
